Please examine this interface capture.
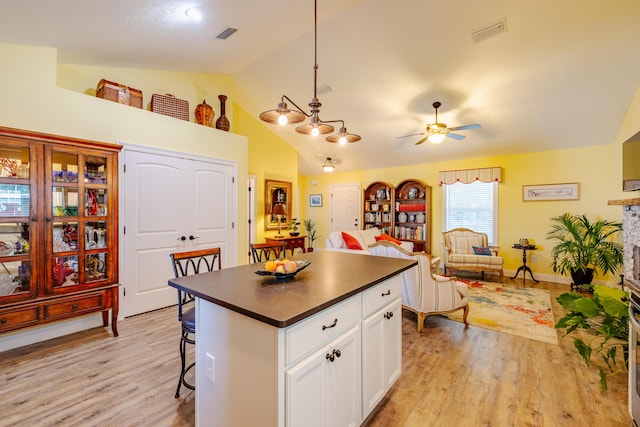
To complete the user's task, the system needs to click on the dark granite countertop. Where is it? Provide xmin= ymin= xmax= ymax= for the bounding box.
xmin=168 ymin=250 xmax=416 ymax=328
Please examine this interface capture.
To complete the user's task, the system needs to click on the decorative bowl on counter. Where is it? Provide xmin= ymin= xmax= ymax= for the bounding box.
xmin=255 ymin=260 xmax=311 ymax=280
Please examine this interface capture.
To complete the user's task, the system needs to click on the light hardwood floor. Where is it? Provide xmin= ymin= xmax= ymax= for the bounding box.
xmin=0 ymin=276 xmax=631 ymax=427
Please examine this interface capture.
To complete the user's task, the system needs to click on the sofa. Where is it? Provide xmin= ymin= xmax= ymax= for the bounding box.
xmin=442 ymin=228 xmax=504 ymax=280
xmin=324 ymin=227 xmax=414 ymax=254
xmin=368 ymin=240 xmax=469 ymax=332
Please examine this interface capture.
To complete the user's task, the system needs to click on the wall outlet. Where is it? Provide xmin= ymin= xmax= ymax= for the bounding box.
xmin=206 ymin=352 xmax=215 ymax=383
xmin=531 ymin=254 xmax=537 ymax=262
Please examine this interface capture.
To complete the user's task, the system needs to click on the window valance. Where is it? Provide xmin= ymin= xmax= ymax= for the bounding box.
xmin=438 ymin=167 xmax=502 ymax=185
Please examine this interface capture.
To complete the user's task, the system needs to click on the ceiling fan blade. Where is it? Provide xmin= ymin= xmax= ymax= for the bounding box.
xmin=396 ymin=132 xmax=424 ymax=139
xmin=449 ymin=123 xmax=481 ymax=131
xmin=415 ymin=135 xmax=429 ymax=145
xmin=446 ymin=133 xmax=466 ymax=140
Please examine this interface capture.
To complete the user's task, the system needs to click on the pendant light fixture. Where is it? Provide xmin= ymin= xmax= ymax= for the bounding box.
xmin=322 ymin=157 xmax=336 ymax=173
xmin=259 ymin=0 xmax=360 ymax=145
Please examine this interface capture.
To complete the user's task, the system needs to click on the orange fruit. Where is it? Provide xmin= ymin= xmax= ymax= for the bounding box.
xmin=264 ymin=261 xmax=277 ymax=272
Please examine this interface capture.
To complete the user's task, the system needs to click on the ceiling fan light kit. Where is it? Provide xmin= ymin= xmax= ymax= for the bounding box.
xmin=397 ymin=101 xmax=481 ymax=145
xmin=322 ymin=157 xmax=336 ymax=172
xmin=258 ymin=0 xmax=360 ymax=144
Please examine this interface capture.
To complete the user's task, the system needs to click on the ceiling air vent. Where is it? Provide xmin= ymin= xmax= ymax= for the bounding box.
xmin=317 ymin=84 xmax=332 ymax=95
xmin=216 ymin=27 xmax=238 ymax=40
xmin=471 ymin=19 xmax=507 ymax=43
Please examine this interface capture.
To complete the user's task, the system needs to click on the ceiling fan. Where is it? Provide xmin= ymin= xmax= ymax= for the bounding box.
xmin=398 ymin=101 xmax=481 ymax=145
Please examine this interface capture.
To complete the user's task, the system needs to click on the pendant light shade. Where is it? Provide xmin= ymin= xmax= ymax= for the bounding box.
xmin=326 ymin=126 xmax=361 ymax=144
xmin=259 ymin=100 xmax=305 ymax=125
xmin=258 ymin=0 xmax=359 ymax=145
xmin=296 ymin=121 xmax=335 ymax=136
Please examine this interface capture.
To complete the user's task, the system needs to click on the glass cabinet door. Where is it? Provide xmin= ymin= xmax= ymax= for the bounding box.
xmin=0 ymin=144 xmax=34 ymax=299
xmin=48 ymin=150 xmax=111 ymax=292
xmin=82 ymin=155 xmax=109 ymax=284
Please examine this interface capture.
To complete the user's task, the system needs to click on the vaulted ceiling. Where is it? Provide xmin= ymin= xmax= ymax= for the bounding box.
xmin=1 ymin=0 xmax=639 ymax=174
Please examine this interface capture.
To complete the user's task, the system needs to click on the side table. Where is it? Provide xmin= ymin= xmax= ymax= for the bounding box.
xmin=511 ymin=244 xmax=539 ymax=284
xmin=265 ymin=235 xmax=307 ymax=256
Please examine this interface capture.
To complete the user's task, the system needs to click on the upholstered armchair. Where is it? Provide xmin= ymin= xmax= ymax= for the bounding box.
xmin=368 ymin=241 xmax=469 ymax=333
xmin=442 ymin=228 xmax=503 ymax=280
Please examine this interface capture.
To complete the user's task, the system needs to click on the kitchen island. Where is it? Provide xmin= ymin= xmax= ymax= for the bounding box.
xmin=168 ymin=250 xmax=417 ymax=427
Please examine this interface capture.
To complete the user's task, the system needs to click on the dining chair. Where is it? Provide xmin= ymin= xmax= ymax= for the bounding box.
xmin=170 ymin=247 xmax=222 ymax=398
xmin=250 ymin=242 xmax=286 ymax=263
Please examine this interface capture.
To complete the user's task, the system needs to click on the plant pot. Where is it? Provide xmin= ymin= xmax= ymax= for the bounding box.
xmin=570 ymin=268 xmax=594 ymax=292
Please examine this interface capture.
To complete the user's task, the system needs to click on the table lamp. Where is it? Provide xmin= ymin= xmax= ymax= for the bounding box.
xmin=271 ymin=203 xmax=287 ymax=237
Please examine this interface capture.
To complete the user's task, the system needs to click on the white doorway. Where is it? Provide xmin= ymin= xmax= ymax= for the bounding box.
xmin=330 ymin=183 xmax=361 ymax=231
xmin=121 ymin=146 xmax=237 ymax=317
xmin=248 ymin=175 xmax=256 ymax=264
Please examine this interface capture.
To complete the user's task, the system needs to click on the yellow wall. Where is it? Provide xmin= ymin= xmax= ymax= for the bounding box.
xmin=1 ymin=41 xmax=637 ymax=286
xmin=0 ymin=42 xmax=249 ymax=262
xmin=300 ymin=142 xmax=628 ymax=283
xmin=236 ymin=105 xmax=299 ymax=242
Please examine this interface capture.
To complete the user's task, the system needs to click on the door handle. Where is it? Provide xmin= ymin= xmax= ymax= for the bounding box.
xmin=189 ymin=235 xmax=200 ymax=241
xmin=177 ymin=236 xmax=186 ymax=241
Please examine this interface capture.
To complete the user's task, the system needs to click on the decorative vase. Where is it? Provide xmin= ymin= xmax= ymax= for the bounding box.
xmin=195 ymin=99 xmax=214 ymax=126
xmin=398 ymin=212 xmax=408 ymax=223
xmin=215 ymin=94 xmax=230 ymax=131
xmin=415 ymin=212 xmax=425 ymax=223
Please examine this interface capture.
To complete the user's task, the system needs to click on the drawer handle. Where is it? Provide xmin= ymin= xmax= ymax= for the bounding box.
xmin=325 ymin=349 xmax=341 ymax=362
xmin=322 ymin=318 xmax=338 ymax=331
xmin=384 ymin=311 xmax=394 ymax=320
xmin=1 ymin=318 xmax=6 ymax=324
xmin=72 ymin=303 xmax=78 ymax=310
xmin=381 ymin=290 xmax=391 ymax=297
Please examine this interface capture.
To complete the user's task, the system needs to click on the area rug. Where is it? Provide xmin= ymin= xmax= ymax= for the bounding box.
xmin=443 ymin=280 xmax=559 ymax=345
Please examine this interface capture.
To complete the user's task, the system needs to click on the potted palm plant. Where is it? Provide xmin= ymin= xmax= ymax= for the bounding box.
xmin=547 ymin=213 xmax=623 ymax=290
xmin=303 ymin=218 xmax=318 ymax=252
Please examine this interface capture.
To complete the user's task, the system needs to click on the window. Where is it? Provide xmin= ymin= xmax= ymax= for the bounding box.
xmin=442 ymin=181 xmax=498 ymax=244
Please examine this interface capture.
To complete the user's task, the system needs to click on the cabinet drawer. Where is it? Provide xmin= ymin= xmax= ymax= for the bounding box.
xmin=286 ymin=295 xmax=361 ymax=366
xmin=0 ymin=305 xmax=40 ymax=332
xmin=361 ymin=275 xmax=402 ymax=319
xmin=43 ymin=293 xmax=105 ymax=320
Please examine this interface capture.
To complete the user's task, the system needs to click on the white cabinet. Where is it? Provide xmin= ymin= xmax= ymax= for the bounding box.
xmin=286 ymin=325 xmax=362 ymax=427
xmin=361 ymin=279 xmax=403 ymax=419
xmin=193 ymin=274 xmax=405 ymax=427
xmin=362 ymin=299 xmax=402 ymax=418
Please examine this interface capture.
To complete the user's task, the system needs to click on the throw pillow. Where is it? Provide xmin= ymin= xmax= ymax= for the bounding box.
xmin=473 ymin=246 xmax=493 ymax=256
xmin=375 ymin=233 xmax=402 ymax=245
xmin=342 ymin=232 xmax=363 ymax=250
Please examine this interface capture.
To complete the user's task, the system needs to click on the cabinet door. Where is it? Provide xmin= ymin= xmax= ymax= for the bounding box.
xmin=329 ymin=325 xmax=362 ymax=427
xmin=46 ymin=148 xmax=115 ymax=294
xmin=286 ymin=325 xmax=361 ymax=427
xmin=361 ymin=298 xmax=402 ymax=418
xmin=0 ymin=142 xmax=38 ymax=302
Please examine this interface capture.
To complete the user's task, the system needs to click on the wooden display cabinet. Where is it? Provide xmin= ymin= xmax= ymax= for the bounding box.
xmin=394 ymin=179 xmax=431 ymax=253
xmin=363 ymin=181 xmax=393 ymax=235
xmin=0 ymin=126 xmax=121 ymax=336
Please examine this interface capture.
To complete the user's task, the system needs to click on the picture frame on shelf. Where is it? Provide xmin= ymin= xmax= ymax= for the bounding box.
xmin=310 ymin=194 xmax=322 ymax=207
xmin=522 ymin=183 xmax=579 ymax=201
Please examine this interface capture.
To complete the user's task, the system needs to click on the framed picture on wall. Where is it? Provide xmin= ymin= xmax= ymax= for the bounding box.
xmin=310 ymin=194 xmax=322 ymax=207
xmin=522 ymin=183 xmax=579 ymax=201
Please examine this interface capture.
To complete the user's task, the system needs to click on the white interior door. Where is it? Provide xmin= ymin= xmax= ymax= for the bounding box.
xmin=122 ymin=147 xmax=236 ymax=317
xmin=330 ymin=183 xmax=361 ymax=231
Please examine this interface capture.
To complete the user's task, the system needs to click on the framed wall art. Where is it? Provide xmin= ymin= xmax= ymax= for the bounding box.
xmin=522 ymin=183 xmax=579 ymax=201
xmin=265 ymin=179 xmax=292 ymax=230
xmin=310 ymin=194 xmax=322 ymax=207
